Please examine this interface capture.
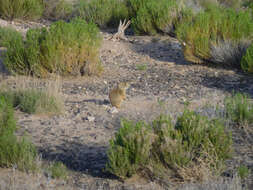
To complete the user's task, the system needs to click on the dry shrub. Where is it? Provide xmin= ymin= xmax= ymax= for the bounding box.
xmin=0 ymin=76 xmax=64 ymax=115
xmin=210 ymin=40 xmax=251 ymax=68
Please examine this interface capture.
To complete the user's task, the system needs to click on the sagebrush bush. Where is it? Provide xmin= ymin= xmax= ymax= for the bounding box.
xmin=77 ymin=0 xmax=129 ymax=28
xmin=107 ymin=110 xmax=232 ymax=182
xmin=4 ymin=18 xmax=102 ymax=77
xmin=106 ymin=119 xmax=154 ymax=178
xmin=225 ymin=93 xmax=253 ymax=125
xmin=129 ymin=0 xmax=179 ymax=35
xmin=241 ymin=43 xmax=253 ymax=73
xmin=0 ymin=88 xmax=62 ymax=114
xmin=0 ymin=96 xmax=37 ymax=171
xmin=0 ymin=0 xmax=43 ymax=20
xmin=176 ymin=5 xmax=253 ymax=65
xmin=0 ymin=27 xmax=22 ymax=47
xmin=43 ymin=0 xmax=73 ymax=21
xmin=210 ymin=40 xmax=251 ymax=68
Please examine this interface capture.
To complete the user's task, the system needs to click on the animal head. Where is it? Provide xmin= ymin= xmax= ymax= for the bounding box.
xmin=118 ymin=82 xmax=130 ymax=89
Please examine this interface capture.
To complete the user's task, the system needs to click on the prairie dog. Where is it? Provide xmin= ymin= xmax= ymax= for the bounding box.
xmin=109 ymin=82 xmax=130 ymax=108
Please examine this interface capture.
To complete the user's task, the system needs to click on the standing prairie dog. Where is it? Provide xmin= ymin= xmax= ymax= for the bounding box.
xmin=109 ymin=82 xmax=130 ymax=108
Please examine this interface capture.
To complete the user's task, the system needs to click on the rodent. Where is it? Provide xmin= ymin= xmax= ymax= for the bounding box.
xmin=109 ymin=82 xmax=130 ymax=108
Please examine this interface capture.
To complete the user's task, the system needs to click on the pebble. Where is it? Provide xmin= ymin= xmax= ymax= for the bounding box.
xmin=86 ymin=116 xmax=95 ymax=122
xmin=109 ymin=107 xmax=118 ymax=114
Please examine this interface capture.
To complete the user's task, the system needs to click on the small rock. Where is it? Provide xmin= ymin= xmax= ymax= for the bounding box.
xmin=109 ymin=107 xmax=118 ymax=114
xmin=86 ymin=116 xmax=95 ymax=122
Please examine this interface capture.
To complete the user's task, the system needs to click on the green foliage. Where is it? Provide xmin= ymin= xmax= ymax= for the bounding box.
xmin=135 ymin=63 xmax=147 ymax=71
xmin=225 ymin=93 xmax=253 ymax=125
xmin=0 ymin=89 xmax=62 ymax=114
xmin=0 ymin=96 xmax=37 ymax=171
xmin=48 ymin=161 xmax=68 ymax=180
xmin=106 ymin=110 xmax=232 ymax=181
xmin=241 ymin=43 xmax=253 ymax=73
xmin=43 ymin=0 xmax=73 ymax=21
xmin=106 ymin=119 xmax=153 ymax=178
xmin=0 ymin=27 xmax=22 ymax=48
xmin=4 ymin=18 xmax=102 ymax=77
xmin=237 ymin=165 xmax=250 ymax=179
xmin=77 ymin=0 xmax=129 ymax=28
xmin=176 ymin=5 xmax=253 ymax=64
xmin=174 ymin=110 xmax=232 ymax=164
xmin=129 ymin=0 xmax=179 ymax=35
xmin=0 ymin=0 xmax=43 ymax=20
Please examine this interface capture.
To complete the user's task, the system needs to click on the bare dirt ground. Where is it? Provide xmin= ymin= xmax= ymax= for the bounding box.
xmin=0 ymin=19 xmax=253 ymax=190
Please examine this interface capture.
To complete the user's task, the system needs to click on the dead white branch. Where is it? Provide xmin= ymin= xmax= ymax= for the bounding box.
xmin=109 ymin=19 xmax=131 ymax=41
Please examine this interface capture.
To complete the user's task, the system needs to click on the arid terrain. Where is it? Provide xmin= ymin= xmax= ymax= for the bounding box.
xmin=0 ymin=18 xmax=252 ymax=190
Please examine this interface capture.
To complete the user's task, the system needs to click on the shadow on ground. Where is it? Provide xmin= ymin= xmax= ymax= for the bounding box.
xmin=39 ymin=140 xmax=117 ymax=179
xmin=199 ymin=69 xmax=253 ymax=98
xmin=130 ymin=39 xmax=192 ymax=65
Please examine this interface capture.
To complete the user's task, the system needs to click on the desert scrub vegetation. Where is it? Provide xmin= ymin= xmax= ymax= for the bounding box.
xmin=0 ymin=89 xmax=62 ymax=114
xmin=77 ymin=0 xmax=129 ymax=28
xmin=0 ymin=27 xmax=22 ymax=48
xmin=3 ymin=18 xmax=102 ymax=77
xmin=241 ymin=42 xmax=253 ymax=73
xmin=176 ymin=5 xmax=253 ymax=67
xmin=0 ymin=0 xmax=43 ymax=20
xmin=46 ymin=161 xmax=68 ymax=180
xmin=43 ymin=0 xmax=74 ymax=21
xmin=225 ymin=93 xmax=253 ymax=125
xmin=210 ymin=40 xmax=251 ymax=69
xmin=0 ymin=96 xmax=37 ymax=172
xmin=77 ymin=0 xmax=182 ymax=34
xmin=128 ymin=0 xmax=180 ymax=35
xmin=106 ymin=110 xmax=232 ymax=182
xmin=0 ymin=76 xmax=63 ymax=114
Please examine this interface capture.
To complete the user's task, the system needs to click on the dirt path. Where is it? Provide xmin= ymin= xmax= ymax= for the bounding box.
xmin=0 ymin=21 xmax=253 ymax=189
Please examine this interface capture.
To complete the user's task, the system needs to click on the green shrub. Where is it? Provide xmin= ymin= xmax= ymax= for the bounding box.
xmin=176 ymin=5 xmax=253 ymax=64
xmin=106 ymin=119 xmax=153 ymax=178
xmin=0 ymin=27 xmax=22 ymax=48
xmin=106 ymin=110 xmax=232 ymax=182
xmin=0 ymin=0 xmax=43 ymax=20
xmin=225 ymin=93 xmax=253 ymax=125
xmin=48 ymin=161 xmax=68 ymax=180
xmin=43 ymin=0 xmax=73 ymax=21
xmin=174 ymin=111 xmax=232 ymax=165
xmin=4 ymin=18 xmax=102 ymax=77
xmin=0 ymin=96 xmax=37 ymax=171
xmin=237 ymin=165 xmax=250 ymax=179
xmin=77 ymin=0 xmax=129 ymax=28
xmin=241 ymin=43 xmax=253 ymax=73
xmin=0 ymin=89 xmax=62 ymax=114
xmin=129 ymin=0 xmax=179 ymax=35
